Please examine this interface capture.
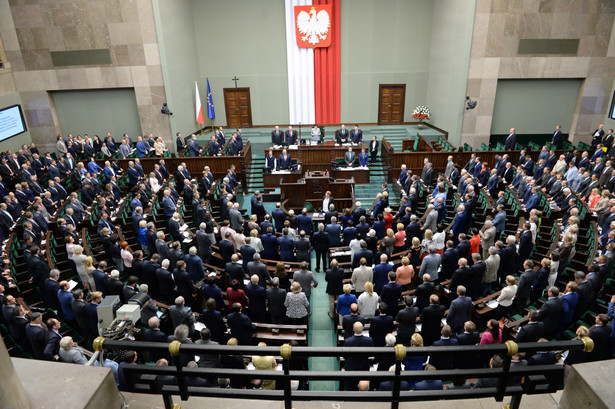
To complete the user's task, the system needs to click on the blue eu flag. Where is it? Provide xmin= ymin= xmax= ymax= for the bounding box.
xmin=207 ymin=78 xmax=215 ymax=120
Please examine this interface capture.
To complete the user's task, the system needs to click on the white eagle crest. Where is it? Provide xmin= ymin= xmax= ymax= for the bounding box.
xmin=297 ymin=7 xmax=330 ymax=45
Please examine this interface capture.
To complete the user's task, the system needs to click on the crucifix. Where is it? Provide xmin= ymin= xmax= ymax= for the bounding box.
xmin=232 ymin=76 xmax=239 ymax=88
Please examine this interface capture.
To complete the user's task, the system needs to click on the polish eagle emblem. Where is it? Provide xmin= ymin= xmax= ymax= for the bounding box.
xmin=296 ymin=6 xmax=331 ymax=48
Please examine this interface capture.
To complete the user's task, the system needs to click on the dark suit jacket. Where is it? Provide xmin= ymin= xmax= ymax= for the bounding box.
xmin=415 ymin=282 xmax=435 ymax=311
xmin=343 ymin=334 xmax=374 ymax=370
xmin=325 ymin=267 xmax=344 ymax=296
xmin=43 ymin=330 xmax=62 ymax=361
xmin=440 ymin=249 xmax=459 ymax=280
xmin=380 ymin=282 xmax=403 ymax=316
xmin=447 ymin=296 xmax=472 ymax=333
xmin=226 ymin=312 xmax=254 ymax=345
xmin=537 ymin=297 xmax=563 ymax=337
xmin=369 ymin=314 xmax=395 ymax=347
xmin=430 ymin=337 xmax=459 ymax=369
xmin=266 ymin=287 xmax=287 ymax=317
xmin=396 ymin=306 xmax=419 ymax=338
xmin=515 ymin=321 xmax=545 ymax=343
xmin=420 ymin=304 xmax=446 ymax=346
xmin=455 ymin=331 xmax=480 ymax=368
xmin=26 ymin=324 xmax=47 ymax=359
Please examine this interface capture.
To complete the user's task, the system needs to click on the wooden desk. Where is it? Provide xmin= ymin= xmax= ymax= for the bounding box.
xmin=281 ymin=171 xmax=355 ymax=211
xmin=263 ymin=169 xmax=302 ymax=187
xmin=266 ymin=142 xmax=364 ymax=167
xmin=332 ymin=167 xmax=370 ymax=184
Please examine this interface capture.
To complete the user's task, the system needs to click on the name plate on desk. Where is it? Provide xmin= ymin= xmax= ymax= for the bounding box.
xmin=288 ymin=145 xmax=299 ymax=150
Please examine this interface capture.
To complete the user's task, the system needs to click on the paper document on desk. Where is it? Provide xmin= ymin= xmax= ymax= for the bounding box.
xmin=180 ymin=224 xmax=188 ymax=231
xmin=68 ymin=280 xmax=78 ymax=291
xmin=288 ymin=145 xmax=299 ymax=150
xmin=486 ymin=300 xmax=499 ymax=309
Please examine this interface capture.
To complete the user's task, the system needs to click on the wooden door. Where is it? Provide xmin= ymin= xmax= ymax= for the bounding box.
xmin=378 ymin=84 xmax=406 ymax=125
xmin=223 ymin=88 xmax=253 ymax=128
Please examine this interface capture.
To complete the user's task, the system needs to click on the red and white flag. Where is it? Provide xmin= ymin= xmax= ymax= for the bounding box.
xmin=195 ymin=81 xmax=205 ymax=125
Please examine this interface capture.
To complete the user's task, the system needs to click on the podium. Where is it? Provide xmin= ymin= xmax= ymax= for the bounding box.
xmin=280 ymin=171 xmax=355 ymax=211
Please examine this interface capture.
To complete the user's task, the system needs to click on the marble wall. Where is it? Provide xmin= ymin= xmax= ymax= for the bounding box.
xmin=462 ymin=0 xmax=615 ymax=145
xmin=0 ymin=0 xmax=171 ymax=152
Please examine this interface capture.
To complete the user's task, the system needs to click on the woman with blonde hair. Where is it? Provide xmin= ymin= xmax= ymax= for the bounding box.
xmin=402 ymin=333 xmax=426 ymax=388
xmin=495 ymin=275 xmax=517 ymax=319
xmin=149 ymin=172 xmax=161 ymax=193
xmin=336 ymin=284 xmax=356 ymax=325
xmin=284 ymin=282 xmax=309 ymax=325
xmin=588 ymin=188 xmax=601 ymax=210
xmin=249 ymin=229 xmax=264 ymax=253
xmin=395 ymin=257 xmax=414 ymax=289
xmin=73 ymin=248 xmax=90 ymax=291
xmin=592 ymin=189 xmax=610 ymax=214
xmin=393 ymin=223 xmax=406 ymax=253
xmin=357 ymin=281 xmax=378 ymax=319
xmin=409 ymin=237 xmax=422 ymax=271
xmin=421 ymin=229 xmax=434 ymax=253
xmin=382 ymin=228 xmax=395 ymax=254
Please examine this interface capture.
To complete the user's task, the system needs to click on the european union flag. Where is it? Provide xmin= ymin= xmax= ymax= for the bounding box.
xmin=207 ymin=78 xmax=215 ymax=120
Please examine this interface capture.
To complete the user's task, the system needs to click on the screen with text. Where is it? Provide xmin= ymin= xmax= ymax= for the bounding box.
xmin=0 ymin=105 xmax=27 ymax=141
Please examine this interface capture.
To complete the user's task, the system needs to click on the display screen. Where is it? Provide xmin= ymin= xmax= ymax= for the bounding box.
xmin=0 ymin=105 xmax=27 ymax=141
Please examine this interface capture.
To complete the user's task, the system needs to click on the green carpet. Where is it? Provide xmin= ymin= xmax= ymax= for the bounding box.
xmin=308 ymin=251 xmax=339 ymax=391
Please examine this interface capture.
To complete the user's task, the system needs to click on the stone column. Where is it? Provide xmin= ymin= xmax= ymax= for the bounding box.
xmin=0 ymin=337 xmax=30 ymax=409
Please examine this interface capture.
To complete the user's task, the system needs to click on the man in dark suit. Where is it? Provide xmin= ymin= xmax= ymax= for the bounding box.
xmin=43 ymin=318 xmax=62 ymax=361
xmin=587 ymin=314 xmax=611 ymax=361
xmin=447 ymin=286 xmax=472 ymax=334
xmin=420 ymin=295 xmax=446 ymax=346
xmin=451 ymin=205 xmax=467 ymax=245
xmin=342 ymin=304 xmax=366 ymax=339
xmin=156 ymin=260 xmax=176 ymax=304
xmin=515 ymin=260 xmax=537 ymax=313
xmin=343 ymin=321 xmax=373 ymax=391
xmin=498 ymin=237 xmax=517 ymax=284
xmin=551 ymin=125 xmax=563 ymax=148
xmin=369 ymin=136 xmax=379 ymax=164
xmin=380 ymin=272 xmax=403 ymax=317
xmin=455 ymin=321 xmax=480 ymax=369
xmin=244 ymin=275 xmax=267 ymax=323
xmin=294 ymin=231 xmax=311 ymax=264
xmin=505 ymin=127 xmax=517 ymax=150
xmin=271 ymin=203 xmax=285 ymax=233
xmin=284 ymin=126 xmax=297 ymax=145
xmin=517 ymin=222 xmax=534 ymax=267
xmin=430 ymin=325 xmax=459 ymax=370
xmin=25 ymin=312 xmax=47 ymax=359
xmin=266 ymin=277 xmax=287 ymax=324
xmin=527 ymin=339 xmax=557 ymax=366
xmin=71 ymin=290 xmax=89 ymax=337
xmin=369 ymin=303 xmax=395 ymax=347
xmin=337 ymin=124 xmax=349 ymax=143
xmin=271 ymin=126 xmax=284 ymax=145
xmin=515 ymin=310 xmax=545 ymax=343
xmin=169 ymin=296 xmax=196 ymax=337
xmin=344 ymin=147 xmax=355 ymax=167
xmin=536 ymin=286 xmax=564 ymax=338
xmin=440 ymin=241 xmax=458 ymax=281
xmin=415 ymin=274 xmax=435 ymax=312
xmin=43 ymin=270 xmax=61 ymax=312
xmin=449 ymin=258 xmax=471 ymax=301
xmin=395 ymin=295 xmax=419 ymax=346
xmin=226 ymin=254 xmax=246 ymax=288
xmin=143 ymin=317 xmax=170 ymax=361
xmin=350 ymin=125 xmax=362 ymax=144
xmin=226 ymin=303 xmax=254 ymax=345
xmin=324 ymin=259 xmax=344 ymax=319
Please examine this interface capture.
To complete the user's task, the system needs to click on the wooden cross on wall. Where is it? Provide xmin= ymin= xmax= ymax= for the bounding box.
xmin=232 ymin=76 xmax=239 ymax=88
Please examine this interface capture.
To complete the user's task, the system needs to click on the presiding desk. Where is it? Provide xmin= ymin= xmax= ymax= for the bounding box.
xmin=263 ymin=166 xmax=302 ymax=187
xmin=281 ymin=170 xmax=355 ymax=211
xmin=266 ymin=141 xmax=364 ymax=165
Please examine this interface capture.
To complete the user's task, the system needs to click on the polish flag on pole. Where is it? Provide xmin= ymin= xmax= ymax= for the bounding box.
xmin=195 ymin=81 xmax=205 ymax=125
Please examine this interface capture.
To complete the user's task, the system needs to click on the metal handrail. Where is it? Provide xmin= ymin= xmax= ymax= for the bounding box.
xmin=93 ymin=337 xmax=593 ymax=409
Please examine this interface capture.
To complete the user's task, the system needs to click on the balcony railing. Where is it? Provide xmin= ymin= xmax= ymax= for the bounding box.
xmin=92 ymin=337 xmax=594 ymax=409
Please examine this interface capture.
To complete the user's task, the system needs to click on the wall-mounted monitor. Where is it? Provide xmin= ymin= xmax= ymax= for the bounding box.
xmin=0 ymin=104 xmax=27 ymax=142
xmin=610 ymin=92 xmax=615 ymax=120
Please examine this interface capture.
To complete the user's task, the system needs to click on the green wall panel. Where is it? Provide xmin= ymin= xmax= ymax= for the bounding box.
xmin=51 ymin=88 xmax=142 ymax=139
xmin=491 ymin=79 xmax=582 ymax=134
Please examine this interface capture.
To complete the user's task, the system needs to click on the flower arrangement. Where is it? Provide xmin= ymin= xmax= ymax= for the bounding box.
xmin=412 ymin=105 xmax=430 ymax=121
